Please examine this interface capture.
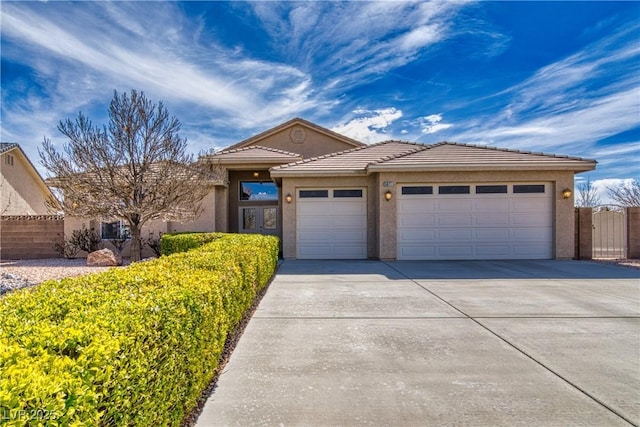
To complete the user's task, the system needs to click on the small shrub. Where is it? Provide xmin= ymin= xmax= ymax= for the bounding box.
xmin=69 ymin=224 xmax=103 ymax=253
xmin=109 ymin=237 xmax=129 ymax=255
xmin=51 ymin=233 xmax=79 ymax=259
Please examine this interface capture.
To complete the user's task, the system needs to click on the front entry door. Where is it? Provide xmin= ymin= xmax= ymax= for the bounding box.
xmin=239 ymin=206 xmax=279 ymax=236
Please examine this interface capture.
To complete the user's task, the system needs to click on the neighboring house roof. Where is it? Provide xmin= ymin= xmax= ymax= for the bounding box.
xmin=0 ymin=142 xmax=19 ymax=154
xmin=204 ymin=145 xmax=303 ymax=165
xmin=222 ymin=117 xmax=365 ymax=152
xmin=270 ymin=141 xmax=597 ymax=177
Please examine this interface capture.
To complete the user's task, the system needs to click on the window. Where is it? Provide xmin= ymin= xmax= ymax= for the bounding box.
xmin=299 ymin=190 xmax=329 ymax=198
xmin=476 ymin=185 xmax=508 ymax=194
xmin=4 ymin=154 xmax=14 ymax=166
xmin=402 ymin=186 xmax=433 ymax=195
xmin=334 ymin=189 xmax=363 ymax=198
xmin=242 ymin=208 xmax=256 ymax=230
xmin=101 ymin=221 xmax=130 ymax=240
xmin=263 ymin=207 xmax=277 ymax=230
xmin=439 ymin=185 xmax=470 ymax=195
xmin=513 ymin=184 xmax=545 ymax=193
xmin=240 ymin=181 xmax=278 ymax=201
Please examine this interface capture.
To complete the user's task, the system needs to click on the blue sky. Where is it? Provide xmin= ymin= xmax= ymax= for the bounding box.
xmin=1 ymin=1 xmax=638 ymax=195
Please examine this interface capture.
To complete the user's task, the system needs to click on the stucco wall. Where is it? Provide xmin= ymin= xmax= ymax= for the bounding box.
xmin=1 ymin=151 xmax=51 ymax=215
xmin=246 ymin=125 xmax=358 ymax=159
xmin=64 ymin=216 xmax=170 ymax=258
xmin=169 ymin=187 xmax=216 ymax=233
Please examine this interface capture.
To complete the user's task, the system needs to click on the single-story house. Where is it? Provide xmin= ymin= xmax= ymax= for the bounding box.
xmin=64 ymin=118 xmax=597 ymax=260
xmin=1 ymin=142 xmax=58 ymax=215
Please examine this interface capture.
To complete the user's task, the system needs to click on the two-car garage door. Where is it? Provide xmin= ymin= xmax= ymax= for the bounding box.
xmin=397 ymin=183 xmax=553 ymax=260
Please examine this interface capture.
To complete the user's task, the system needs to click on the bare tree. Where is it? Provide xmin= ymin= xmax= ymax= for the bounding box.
xmin=40 ymin=89 xmax=211 ymax=261
xmin=606 ymin=179 xmax=640 ymax=207
xmin=575 ymin=179 xmax=601 ymax=207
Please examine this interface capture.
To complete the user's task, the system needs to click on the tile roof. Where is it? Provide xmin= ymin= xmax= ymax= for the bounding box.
xmin=270 ymin=141 xmax=597 ymax=176
xmin=221 ymin=117 xmax=365 ymax=151
xmin=205 ymin=145 xmax=302 ymax=164
xmin=368 ymin=142 xmax=597 ymax=171
xmin=270 ymin=141 xmax=425 ymax=176
xmin=0 ymin=142 xmax=19 ymax=154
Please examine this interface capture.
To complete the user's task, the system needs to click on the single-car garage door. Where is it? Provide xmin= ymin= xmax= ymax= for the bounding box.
xmin=397 ymin=183 xmax=553 ymax=260
xmin=297 ymin=188 xmax=367 ymax=259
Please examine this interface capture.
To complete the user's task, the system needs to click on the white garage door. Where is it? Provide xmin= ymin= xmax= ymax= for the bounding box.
xmin=397 ymin=183 xmax=553 ymax=260
xmin=297 ymin=188 xmax=367 ymax=259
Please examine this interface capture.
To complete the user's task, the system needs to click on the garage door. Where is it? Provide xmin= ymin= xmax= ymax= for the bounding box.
xmin=397 ymin=183 xmax=553 ymax=260
xmin=297 ymin=188 xmax=367 ymax=259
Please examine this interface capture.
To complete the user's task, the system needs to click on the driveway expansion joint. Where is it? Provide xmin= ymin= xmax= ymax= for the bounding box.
xmin=383 ymin=261 xmax=638 ymax=427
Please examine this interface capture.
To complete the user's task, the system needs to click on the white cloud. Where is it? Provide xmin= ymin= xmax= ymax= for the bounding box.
xmin=251 ymin=1 xmax=466 ymax=90
xmin=418 ymin=114 xmax=454 ymax=134
xmin=590 ymin=178 xmax=637 ymax=205
xmin=331 ymin=108 xmax=403 ymax=144
xmin=446 ymin=20 xmax=639 ymax=178
xmin=0 ymin=2 xmax=322 ymax=133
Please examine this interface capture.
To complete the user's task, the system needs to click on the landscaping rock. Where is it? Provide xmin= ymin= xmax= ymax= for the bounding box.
xmin=0 ymin=272 xmax=35 ymax=296
xmin=87 ymin=248 xmax=121 ymax=266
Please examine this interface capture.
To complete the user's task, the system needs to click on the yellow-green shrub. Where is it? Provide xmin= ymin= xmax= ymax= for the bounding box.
xmin=0 ymin=233 xmax=279 ymax=426
xmin=160 ymin=232 xmax=223 ymax=256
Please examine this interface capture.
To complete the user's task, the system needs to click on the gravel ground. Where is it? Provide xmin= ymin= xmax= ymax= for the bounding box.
xmin=0 ymin=258 xmax=118 ymax=296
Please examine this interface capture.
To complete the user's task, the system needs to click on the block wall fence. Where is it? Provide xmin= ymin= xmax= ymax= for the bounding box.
xmin=0 ymin=215 xmax=64 ymax=260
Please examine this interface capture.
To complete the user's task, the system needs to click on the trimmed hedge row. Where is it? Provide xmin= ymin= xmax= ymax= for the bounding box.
xmin=160 ymin=233 xmax=224 ymax=256
xmin=0 ymin=233 xmax=279 ymax=426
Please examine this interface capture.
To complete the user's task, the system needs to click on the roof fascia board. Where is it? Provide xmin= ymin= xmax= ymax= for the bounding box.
xmin=269 ymin=170 xmax=369 ymax=178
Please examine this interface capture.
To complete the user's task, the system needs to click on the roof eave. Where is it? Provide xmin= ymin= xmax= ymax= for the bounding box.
xmin=206 ymin=157 xmax=302 ymax=165
xmin=269 ymin=169 xmax=368 ymax=178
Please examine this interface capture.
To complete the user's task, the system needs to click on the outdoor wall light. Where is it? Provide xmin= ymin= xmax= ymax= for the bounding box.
xmin=285 ymin=193 xmax=293 ymax=204
xmin=562 ymin=188 xmax=572 ymax=199
xmin=253 ymin=171 xmax=260 ymax=178
xmin=385 ymin=190 xmax=393 ymax=201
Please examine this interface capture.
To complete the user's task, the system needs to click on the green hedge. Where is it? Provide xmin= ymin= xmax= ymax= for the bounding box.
xmin=0 ymin=233 xmax=279 ymax=426
xmin=160 ymin=232 xmax=223 ymax=256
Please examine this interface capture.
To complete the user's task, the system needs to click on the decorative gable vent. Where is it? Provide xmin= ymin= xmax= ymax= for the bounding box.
xmin=289 ymin=126 xmax=307 ymax=144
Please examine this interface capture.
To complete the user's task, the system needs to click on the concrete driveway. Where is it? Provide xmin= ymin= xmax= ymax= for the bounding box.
xmin=196 ymin=260 xmax=640 ymax=427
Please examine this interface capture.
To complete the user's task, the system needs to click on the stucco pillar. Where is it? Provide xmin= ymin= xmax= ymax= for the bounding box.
xmin=626 ymin=207 xmax=640 ymax=259
xmin=555 ymin=174 xmax=576 ymax=259
xmin=214 ymin=186 xmax=228 ymax=232
xmin=574 ymin=207 xmax=593 ymax=260
xmin=281 ymin=179 xmax=296 ymax=259
xmin=378 ymin=174 xmax=397 ymax=260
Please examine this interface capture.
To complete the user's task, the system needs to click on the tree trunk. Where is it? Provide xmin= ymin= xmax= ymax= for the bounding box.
xmin=130 ymin=224 xmax=142 ymax=262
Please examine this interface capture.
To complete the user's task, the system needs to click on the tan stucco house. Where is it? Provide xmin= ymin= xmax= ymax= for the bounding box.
xmin=1 ymin=143 xmax=57 ymax=215
xmin=64 ymin=118 xmax=597 ymax=260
